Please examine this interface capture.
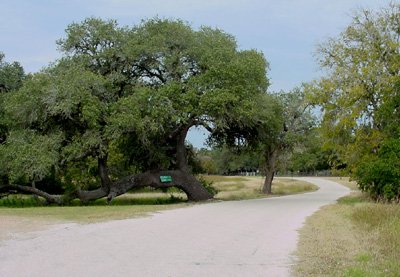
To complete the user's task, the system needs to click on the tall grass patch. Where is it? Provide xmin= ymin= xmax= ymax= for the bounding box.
xmin=272 ymin=179 xmax=317 ymax=195
xmin=349 ymin=203 xmax=400 ymax=274
xmin=294 ymin=189 xmax=400 ymax=276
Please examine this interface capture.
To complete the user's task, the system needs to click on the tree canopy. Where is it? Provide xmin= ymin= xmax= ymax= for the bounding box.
xmin=0 ymin=52 xmax=25 ymax=93
xmin=307 ymin=3 xmax=400 ymax=199
xmin=0 ymin=53 xmax=25 ymax=186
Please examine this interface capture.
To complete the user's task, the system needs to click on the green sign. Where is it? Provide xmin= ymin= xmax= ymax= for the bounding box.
xmin=160 ymin=176 xmax=172 ymax=183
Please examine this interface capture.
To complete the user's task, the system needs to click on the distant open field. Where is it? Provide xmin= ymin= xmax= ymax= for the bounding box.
xmin=202 ymin=175 xmax=318 ymax=201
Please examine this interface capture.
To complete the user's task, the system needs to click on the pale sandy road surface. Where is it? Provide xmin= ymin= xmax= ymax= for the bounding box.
xmin=0 ymin=178 xmax=349 ymax=277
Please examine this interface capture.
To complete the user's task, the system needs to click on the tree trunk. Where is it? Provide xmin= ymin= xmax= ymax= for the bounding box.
xmin=110 ymin=170 xmax=212 ymax=201
xmin=74 ymin=124 xmax=215 ymax=203
xmin=1 ymin=169 xmax=214 ymax=205
xmin=77 ymin=170 xmax=213 ymax=203
xmin=262 ymin=169 xmax=275 ymax=194
xmin=98 ymin=156 xmax=112 ymax=190
xmin=77 ymin=156 xmax=112 ymax=203
xmin=31 ymin=181 xmax=38 ymax=199
xmin=176 ymin=126 xmax=190 ymax=172
xmin=3 ymin=184 xmax=63 ymax=204
xmin=2 ymin=126 xmax=214 ymax=204
xmin=262 ymin=149 xmax=278 ymax=194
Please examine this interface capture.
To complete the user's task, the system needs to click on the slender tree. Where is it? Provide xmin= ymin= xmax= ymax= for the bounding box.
xmin=307 ymin=3 xmax=400 ymax=199
xmin=259 ymin=88 xmax=315 ymax=193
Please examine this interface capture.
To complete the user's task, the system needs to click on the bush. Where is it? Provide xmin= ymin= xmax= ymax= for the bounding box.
xmin=197 ymin=176 xmax=219 ymax=196
xmin=354 ymin=139 xmax=400 ymax=200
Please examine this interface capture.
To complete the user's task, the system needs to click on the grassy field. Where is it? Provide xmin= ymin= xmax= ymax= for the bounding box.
xmin=203 ymin=175 xmax=318 ymax=201
xmin=294 ymin=177 xmax=400 ymax=277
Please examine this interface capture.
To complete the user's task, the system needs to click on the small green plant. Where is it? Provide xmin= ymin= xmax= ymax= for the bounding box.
xmin=0 ymin=195 xmax=45 ymax=207
xmin=344 ymin=267 xmax=368 ymax=277
xmin=197 ymin=176 xmax=219 ymax=196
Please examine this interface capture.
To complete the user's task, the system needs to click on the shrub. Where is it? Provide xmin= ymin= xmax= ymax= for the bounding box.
xmin=197 ymin=176 xmax=219 ymax=196
xmin=354 ymin=138 xmax=400 ymax=200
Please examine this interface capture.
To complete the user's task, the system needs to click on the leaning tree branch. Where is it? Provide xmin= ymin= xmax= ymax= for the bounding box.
xmin=3 ymin=184 xmax=63 ymax=204
xmin=77 ymin=170 xmax=213 ymax=203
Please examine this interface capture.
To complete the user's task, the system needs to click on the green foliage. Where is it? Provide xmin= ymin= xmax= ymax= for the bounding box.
xmin=0 ymin=52 xmax=25 ymax=93
xmin=280 ymin=129 xmax=331 ymax=174
xmin=0 ymin=130 xmax=62 ymax=183
xmin=0 ymin=195 xmax=45 ymax=207
xmin=0 ymin=193 xmax=185 ymax=207
xmin=0 ymin=52 xmax=25 ymax=148
xmin=196 ymin=176 xmax=219 ymax=196
xmin=354 ymin=138 xmax=400 ymax=200
xmin=0 ymin=61 xmax=109 ymax=188
xmin=194 ymin=149 xmax=219 ymax=175
xmin=202 ymin=86 xmax=318 ymax=189
xmin=212 ymin=146 xmax=261 ymax=174
xmin=0 ymin=17 xmax=271 ymax=200
xmin=257 ymin=87 xmax=316 ymax=168
xmin=307 ymin=3 xmax=400 ymax=198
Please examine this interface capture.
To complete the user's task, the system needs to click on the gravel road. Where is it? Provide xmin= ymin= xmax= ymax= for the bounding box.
xmin=0 ymin=178 xmax=349 ymax=277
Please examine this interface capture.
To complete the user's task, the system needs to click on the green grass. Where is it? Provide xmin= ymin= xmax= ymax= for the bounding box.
xmin=0 ymin=203 xmax=189 ymax=241
xmin=0 ymin=192 xmax=186 ymax=207
xmin=294 ymin=183 xmax=400 ymax=277
xmin=0 ymin=204 xmax=187 ymax=223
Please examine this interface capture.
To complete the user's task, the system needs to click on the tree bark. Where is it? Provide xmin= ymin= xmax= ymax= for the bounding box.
xmin=1 ymin=184 xmax=63 ymax=204
xmin=76 ymin=156 xmax=112 ymax=203
xmin=1 ymin=170 xmax=213 ymax=205
xmin=1 ymin=125 xmax=214 ymax=204
xmin=176 ymin=126 xmax=190 ymax=172
xmin=77 ymin=170 xmax=213 ymax=202
xmin=262 ymin=148 xmax=278 ymax=194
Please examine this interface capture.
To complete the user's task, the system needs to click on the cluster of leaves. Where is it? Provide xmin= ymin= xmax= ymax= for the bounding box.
xmin=196 ymin=176 xmax=219 ymax=196
xmin=0 ymin=53 xmax=25 ymax=185
xmin=0 ymin=53 xmax=25 ymax=93
xmin=355 ymin=139 xmax=400 ymax=200
xmin=278 ymin=129 xmax=331 ymax=174
xmin=195 ymin=146 xmax=261 ymax=175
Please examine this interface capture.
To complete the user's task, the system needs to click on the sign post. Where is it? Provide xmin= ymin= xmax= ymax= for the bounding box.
xmin=160 ymin=176 xmax=173 ymax=183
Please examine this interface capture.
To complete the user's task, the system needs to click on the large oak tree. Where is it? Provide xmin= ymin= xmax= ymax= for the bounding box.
xmin=0 ymin=18 xmax=270 ymax=203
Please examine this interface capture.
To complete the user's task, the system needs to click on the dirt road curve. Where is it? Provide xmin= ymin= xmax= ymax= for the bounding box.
xmin=0 ymin=178 xmax=349 ymax=277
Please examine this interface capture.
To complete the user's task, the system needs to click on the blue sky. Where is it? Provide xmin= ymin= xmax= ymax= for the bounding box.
xmin=0 ymin=0 xmax=393 ymax=147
